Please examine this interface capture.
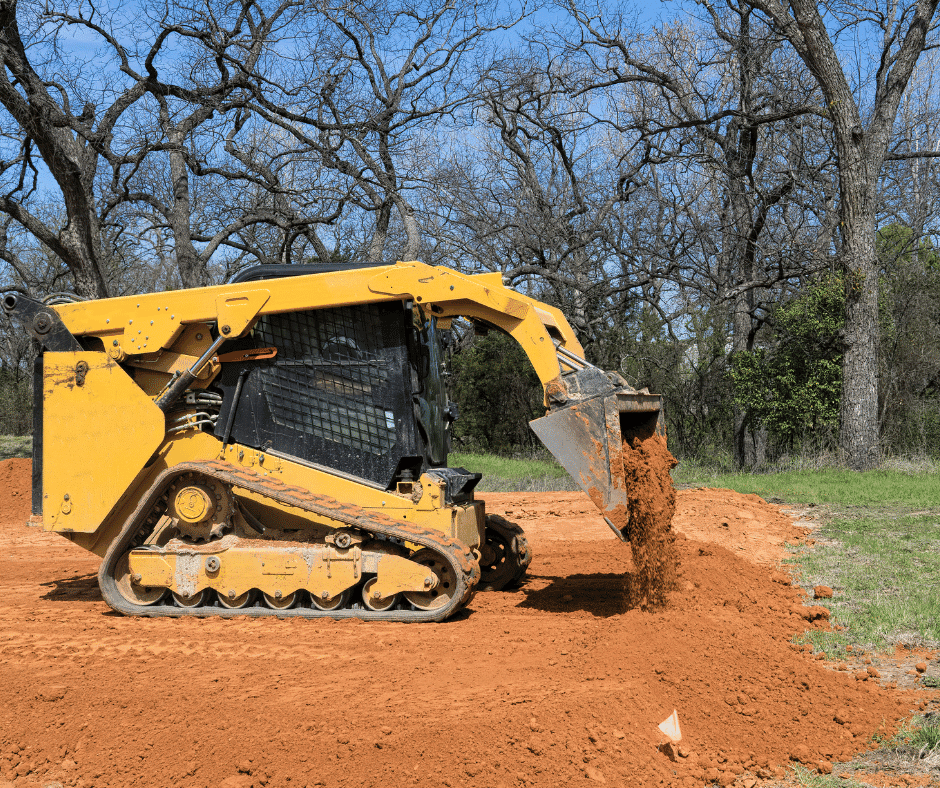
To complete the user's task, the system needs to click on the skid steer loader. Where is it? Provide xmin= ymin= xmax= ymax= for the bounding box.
xmin=2 ymin=261 xmax=664 ymax=621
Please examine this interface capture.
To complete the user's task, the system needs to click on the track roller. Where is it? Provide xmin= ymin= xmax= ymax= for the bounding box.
xmin=361 ymin=577 xmax=398 ymax=611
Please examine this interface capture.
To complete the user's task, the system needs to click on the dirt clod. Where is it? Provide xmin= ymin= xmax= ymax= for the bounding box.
xmin=791 ymin=745 xmax=811 ymax=764
xmin=814 ymin=585 xmax=834 ymax=599
xmin=658 ymin=741 xmax=679 ymax=762
xmin=219 ymin=777 xmax=252 ymax=788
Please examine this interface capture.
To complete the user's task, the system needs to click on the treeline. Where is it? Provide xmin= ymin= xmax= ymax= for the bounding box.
xmin=449 ymin=226 xmax=940 ymax=464
xmin=1 ymin=0 xmax=939 ymax=468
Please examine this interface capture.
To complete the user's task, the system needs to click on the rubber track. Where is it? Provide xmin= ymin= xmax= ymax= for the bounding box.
xmin=98 ymin=460 xmax=480 ymax=622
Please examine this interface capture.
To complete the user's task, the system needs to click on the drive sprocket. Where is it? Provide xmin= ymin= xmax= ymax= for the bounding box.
xmin=165 ymin=473 xmax=234 ymax=543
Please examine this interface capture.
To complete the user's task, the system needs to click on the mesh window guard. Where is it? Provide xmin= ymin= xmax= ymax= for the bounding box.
xmin=253 ymin=305 xmax=398 ymax=456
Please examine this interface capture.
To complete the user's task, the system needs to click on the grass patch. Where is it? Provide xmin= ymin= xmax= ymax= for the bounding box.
xmin=793 ymin=629 xmax=855 ymax=662
xmin=911 ymin=720 xmax=940 ymax=751
xmin=788 ymin=510 xmax=940 ymax=652
xmin=883 ymin=714 xmax=940 ymax=754
xmin=788 ymin=764 xmax=866 ymax=787
xmin=0 ymin=435 xmax=31 ymax=461
xmin=449 ymin=451 xmax=579 ymax=492
xmin=449 ymin=452 xmax=568 ymax=480
xmin=673 ymin=463 xmax=940 ymax=507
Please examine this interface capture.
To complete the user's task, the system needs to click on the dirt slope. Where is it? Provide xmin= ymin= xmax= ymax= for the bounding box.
xmin=0 ymin=459 xmax=929 ymax=788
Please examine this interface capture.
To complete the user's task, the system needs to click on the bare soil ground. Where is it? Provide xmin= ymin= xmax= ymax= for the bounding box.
xmin=0 ymin=459 xmax=936 ymax=788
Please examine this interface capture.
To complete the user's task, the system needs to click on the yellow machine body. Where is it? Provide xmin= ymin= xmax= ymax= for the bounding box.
xmin=5 ymin=261 xmax=663 ymax=620
xmin=40 ymin=351 xmax=165 ymax=534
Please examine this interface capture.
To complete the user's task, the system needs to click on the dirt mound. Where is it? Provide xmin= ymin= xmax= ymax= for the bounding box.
xmin=0 ymin=459 xmax=932 ymax=788
xmin=672 ymin=487 xmax=811 ymax=567
xmin=0 ymin=457 xmax=30 ymax=516
xmin=482 ymin=485 xmax=808 ymax=568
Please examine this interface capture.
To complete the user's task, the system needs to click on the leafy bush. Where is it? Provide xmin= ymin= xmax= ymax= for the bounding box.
xmin=729 ymin=275 xmax=843 ymax=451
xmin=448 ymin=332 xmax=544 ymax=454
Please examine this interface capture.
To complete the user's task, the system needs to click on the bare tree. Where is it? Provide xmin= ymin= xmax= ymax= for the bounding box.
xmin=424 ymin=51 xmax=661 ymax=344
xmin=0 ymin=0 xmax=356 ymax=295
xmin=880 ymin=50 xmax=940 ymax=242
xmin=0 ymin=0 xmax=111 ymax=296
xmin=554 ymin=0 xmax=832 ymax=466
xmin=237 ymin=0 xmax=528 ymax=263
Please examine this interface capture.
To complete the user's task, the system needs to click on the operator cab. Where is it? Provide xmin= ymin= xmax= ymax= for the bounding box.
xmin=213 ymin=263 xmax=476 ymax=500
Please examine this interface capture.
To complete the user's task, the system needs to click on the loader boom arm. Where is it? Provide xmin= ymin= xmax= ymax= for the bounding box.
xmin=49 ymin=261 xmax=584 ymax=407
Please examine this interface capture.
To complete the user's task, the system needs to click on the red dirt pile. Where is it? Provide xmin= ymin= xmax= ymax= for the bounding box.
xmin=620 ymin=432 xmax=679 ymax=609
xmin=672 ymin=487 xmax=810 ymax=567
xmin=0 ymin=459 xmax=932 ymax=788
xmin=0 ymin=457 xmax=30 ymax=516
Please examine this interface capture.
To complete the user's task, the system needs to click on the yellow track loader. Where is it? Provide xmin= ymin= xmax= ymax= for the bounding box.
xmin=3 ymin=261 xmax=663 ymax=621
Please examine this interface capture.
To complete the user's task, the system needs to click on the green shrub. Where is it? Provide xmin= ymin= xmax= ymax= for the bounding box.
xmin=449 ymin=333 xmax=544 ymax=454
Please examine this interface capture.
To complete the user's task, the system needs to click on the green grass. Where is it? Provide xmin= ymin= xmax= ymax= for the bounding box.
xmin=911 ymin=720 xmax=940 ymax=751
xmin=673 ymin=463 xmax=940 ymax=507
xmin=449 ymin=451 xmax=568 ymax=480
xmin=0 ymin=435 xmax=31 ymax=461
xmin=884 ymin=714 xmax=940 ymax=751
xmin=788 ymin=765 xmax=867 ymax=787
xmin=449 ymin=451 xmax=578 ymax=492
xmin=789 ymin=510 xmax=940 ymax=652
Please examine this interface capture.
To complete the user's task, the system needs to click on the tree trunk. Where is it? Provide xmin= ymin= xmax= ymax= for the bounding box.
xmin=732 ymin=291 xmax=757 ymax=468
xmin=167 ymin=142 xmax=208 ymax=288
xmin=726 ymin=127 xmax=760 ymax=470
xmin=398 ymin=199 xmax=422 ymax=261
xmin=368 ymin=201 xmax=392 ymax=261
xmin=838 ymin=175 xmax=881 ymax=469
xmin=58 ymin=217 xmax=110 ymax=299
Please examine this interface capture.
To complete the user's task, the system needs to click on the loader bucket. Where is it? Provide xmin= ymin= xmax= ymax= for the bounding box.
xmin=529 ymin=391 xmax=663 ymax=542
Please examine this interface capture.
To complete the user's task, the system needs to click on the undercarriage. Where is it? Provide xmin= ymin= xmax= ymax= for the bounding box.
xmin=102 ymin=460 xmax=482 ymax=621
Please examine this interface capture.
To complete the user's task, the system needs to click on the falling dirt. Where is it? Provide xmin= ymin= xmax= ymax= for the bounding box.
xmin=0 ymin=458 xmax=936 ymax=788
xmin=618 ymin=431 xmax=679 ymax=609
